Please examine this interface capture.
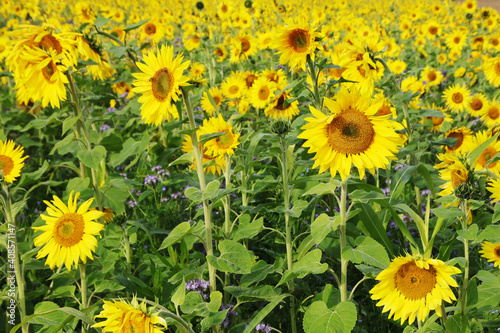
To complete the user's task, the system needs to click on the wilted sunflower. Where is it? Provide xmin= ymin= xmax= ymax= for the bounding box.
xmin=370 ymin=256 xmax=461 ymax=325
xmin=0 ymin=139 xmax=28 ymax=183
xmin=132 ymin=45 xmax=190 ymax=126
xmin=33 ymin=191 xmax=104 ymax=270
xmin=298 ymin=87 xmax=403 ymax=180
xmin=442 ymin=83 xmax=471 ymax=112
xmin=479 ymin=241 xmax=500 ymax=268
xmin=483 ymin=56 xmax=500 ymax=87
xmin=93 ymin=296 xmax=167 ymax=333
xmin=198 ymin=115 xmax=240 ymax=158
xmin=274 ymin=18 xmax=320 ymax=71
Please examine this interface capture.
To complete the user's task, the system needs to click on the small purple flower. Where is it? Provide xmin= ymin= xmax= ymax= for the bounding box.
xmin=128 ymin=200 xmax=138 ymax=208
xmin=100 ymin=124 xmax=111 ymax=131
xmin=161 ymin=198 xmax=169 ymax=203
xmin=255 ymin=323 xmax=272 ymax=333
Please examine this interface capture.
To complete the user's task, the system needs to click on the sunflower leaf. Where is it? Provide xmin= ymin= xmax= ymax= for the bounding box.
xmin=303 ymin=301 xmax=357 ymax=333
xmin=199 ymin=131 xmax=226 ymax=145
xmin=469 ymin=131 xmax=500 ymax=166
xmin=124 ymin=19 xmax=149 ymax=33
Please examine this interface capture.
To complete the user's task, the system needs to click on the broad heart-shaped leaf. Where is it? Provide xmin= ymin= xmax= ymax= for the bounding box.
xmin=231 ymin=217 xmax=264 ymax=242
xmin=302 ymin=179 xmax=341 ymax=196
xmin=240 ymin=259 xmax=282 ymax=287
xmin=77 ymin=145 xmax=106 ymax=170
xmin=201 ymin=309 xmax=229 ymax=332
xmin=159 ymin=222 xmax=193 ymax=250
xmin=277 ymin=249 xmax=328 ymax=286
xmin=457 ymin=224 xmax=479 ymax=241
xmin=184 ymin=186 xmax=202 ymax=203
xmin=342 ymin=236 xmax=390 ymax=269
xmin=311 ymin=213 xmax=340 ymax=245
xmin=477 ymin=224 xmax=500 ymax=243
xmin=206 ymin=240 xmax=254 ymax=274
xmin=445 ymin=314 xmax=471 ymax=333
xmin=475 ymin=270 xmax=500 ymax=310
xmin=172 ymin=278 xmax=186 ymax=309
xmin=303 ymin=301 xmax=357 ymax=333
xmin=224 ymin=285 xmax=280 ymax=302
xmin=110 ymin=133 xmax=150 ymax=168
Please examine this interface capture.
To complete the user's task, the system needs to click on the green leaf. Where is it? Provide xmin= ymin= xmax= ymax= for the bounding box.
xmin=225 ymin=285 xmax=280 ymax=302
xmin=311 ymin=213 xmax=339 ymax=245
xmin=470 ymin=131 xmax=500 ymax=165
xmin=302 ymin=179 xmax=341 ymax=196
xmin=445 ymin=314 xmax=471 ymax=333
xmin=357 ymin=203 xmax=394 ymax=257
xmin=77 ymin=145 xmax=106 ymax=170
xmin=201 ymin=309 xmax=229 ymax=331
xmin=159 ymin=222 xmax=193 ymax=250
xmin=207 ymin=291 xmax=223 ymax=312
xmin=475 ymin=270 xmax=500 ymax=310
xmin=180 ymin=291 xmax=204 ymax=315
xmin=169 ymin=151 xmax=195 ymax=167
xmin=206 ymin=240 xmax=254 ymax=274
xmin=94 ymin=280 xmax=125 ymax=293
xmin=62 ymin=115 xmax=81 ymax=135
xmin=102 ymin=186 xmax=128 ymax=214
xmin=278 ymin=249 xmax=327 ymax=286
xmin=199 ymin=132 xmax=226 ymax=145
xmin=240 ymin=260 xmax=279 ymax=287
xmin=457 ymin=224 xmax=478 ymax=241
xmin=432 ymin=207 xmax=463 ymax=219
xmin=66 ymin=177 xmax=90 ymax=194
xmin=492 ymin=204 xmax=500 ymax=224
xmin=231 ymin=217 xmax=264 ymax=242
xmin=184 ymin=186 xmax=202 ymax=202
xmin=94 ymin=16 xmax=110 ymax=27
xmin=342 ymin=236 xmax=390 ymax=269
xmin=477 ymin=224 xmax=500 ymax=243
xmin=110 ymin=134 xmax=150 ymax=168
xmin=242 ymin=294 xmax=290 ymax=333
xmin=350 ymin=190 xmax=387 ymax=203
xmin=303 ymin=301 xmax=357 ymax=333
xmin=50 ymin=133 xmax=76 ymax=155
xmin=295 ymin=235 xmax=316 ymax=261
xmin=124 ymin=19 xmax=149 ymax=32
xmin=172 ymin=278 xmax=186 ymax=308
xmin=202 ymin=180 xmax=220 ymax=201
xmin=47 ymin=286 xmax=76 ymax=299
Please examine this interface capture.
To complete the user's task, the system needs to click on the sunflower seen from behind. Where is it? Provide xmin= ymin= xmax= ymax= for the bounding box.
xmin=370 ymin=256 xmax=461 ymax=325
xmin=132 ymin=45 xmax=190 ymax=126
xmin=33 ymin=191 xmax=104 ymax=270
xmin=0 ymin=139 xmax=28 ymax=183
xmin=93 ymin=296 xmax=167 ymax=333
xmin=298 ymin=86 xmax=404 ymax=181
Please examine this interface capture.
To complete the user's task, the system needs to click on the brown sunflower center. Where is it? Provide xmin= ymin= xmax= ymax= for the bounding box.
xmin=288 ymin=29 xmax=310 ymax=53
xmin=221 ymin=4 xmax=228 ymax=13
xmin=53 ymin=213 xmax=85 ymax=247
xmin=394 ymin=261 xmax=437 ymax=300
xmin=213 ymin=96 xmax=221 ymax=106
xmin=0 ymin=155 xmax=14 ymax=176
xmin=327 ymin=108 xmax=375 ymax=155
xmin=488 ymin=107 xmax=499 ymax=119
xmin=42 ymin=61 xmax=57 ymax=82
xmin=492 ymin=38 xmax=499 ymax=46
xmin=451 ymin=168 xmax=468 ymax=188
xmin=446 ymin=132 xmax=464 ymax=150
xmin=217 ymin=132 xmax=234 ymax=149
xmin=276 ymin=94 xmax=288 ymax=111
xmin=151 ymin=68 xmax=173 ymax=102
xmin=494 ymin=62 xmax=500 ymax=76
xmin=454 ymin=36 xmax=461 ymax=44
xmin=228 ymin=85 xmax=239 ymax=95
xmin=377 ymin=104 xmax=391 ymax=116
xmin=429 ymin=26 xmax=438 ymax=35
xmin=241 ymin=39 xmax=250 ymax=53
xmin=258 ymin=86 xmax=270 ymax=100
xmin=479 ymin=146 xmax=498 ymax=168
xmin=144 ymin=23 xmax=156 ymax=35
xmin=471 ymin=98 xmax=483 ymax=110
xmin=430 ymin=116 xmax=444 ymax=126
xmin=495 ymin=246 xmax=500 ymax=257
xmin=427 ymin=71 xmax=437 ymax=81
xmin=39 ymin=34 xmax=63 ymax=54
xmin=452 ymin=92 xmax=463 ymax=103
xmin=215 ymin=48 xmax=224 ymax=57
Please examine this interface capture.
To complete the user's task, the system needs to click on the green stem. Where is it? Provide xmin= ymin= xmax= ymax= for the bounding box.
xmin=94 ymin=29 xmax=139 ymax=67
xmin=3 ymin=184 xmax=27 ymax=333
xmin=339 ymin=180 xmax=348 ymax=302
xmin=306 ymin=56 xmax=322 ymax=110
xmin=182 ymin=88 xmax=217 ymax=293
xmin=223 ymin=154 xmax=231 ymax=304
xmin=460 ymin=199 xmax=469 ymax=314
xmin=280 ymin=136 xmax=297 ymax=333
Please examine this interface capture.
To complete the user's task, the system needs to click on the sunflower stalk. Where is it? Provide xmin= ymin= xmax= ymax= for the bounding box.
xmin=1 ymin=183 xmax=28 ymax=333
xmin=223 ymin=154 xmax=232 ymax=304
xmin=181 ymin=88 xmax=217 ymax=294
xmin=339 ymin=180 xmax=349 ymax=302
xmin=459 ymin=199 xmax=470 ymax=315
xmin=278 ymin=134 xmax=297 ymax=333
xmin=306 ymin=55 xmax=322 ymax=110
xmin=79 ymin=263 xmax=88 ymax=314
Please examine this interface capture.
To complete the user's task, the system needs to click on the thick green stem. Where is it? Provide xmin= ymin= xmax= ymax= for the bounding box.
xmin=306 ymin=56 xmax=322 ymax=110
xmin=280 ymin=136 xmax=297 ymax=333
xmin=339 ymin=180 xmax=348 ymax=302
xmin=182 ymin=88 xmax=217 ymax=293
xmin=223 ymin=154 xmax=231 ymax=304
xmin=3 ymin=184 xmax=27 ymax=333
xmin=460 ymin=199 xmax=469 ymax=314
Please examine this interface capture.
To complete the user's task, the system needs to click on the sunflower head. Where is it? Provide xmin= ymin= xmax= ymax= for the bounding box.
xmin=0 ymin=139 xmax=28 ymax=183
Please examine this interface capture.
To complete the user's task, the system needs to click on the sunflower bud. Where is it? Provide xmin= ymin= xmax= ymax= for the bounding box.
xmin=244 ymin=0 xmax=252 ymax=8
xmin=466 ymin=13 xmax=473 ymax=21
xmin=196 ymin=1 xmax=204 ymax=10
xmin=270 ymin=118 xmax=291 ymax=136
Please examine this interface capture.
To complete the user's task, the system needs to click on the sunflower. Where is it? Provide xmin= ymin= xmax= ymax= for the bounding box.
xmin=274 ymin=18 xmax=320 ymax=71
xmin=18 ymin=47 xmax=69 ymax=109
xmin=466 ymin=93 xmax=489 ymax=117
xmin=435 ymin=153 xmax=469 ymax=196
xmin=0 ymin=139 xmax=28 ymax=183
xmin=264 ymin=91 xmax=300 ymax=120
xmin=140 ymin=18 xmax=164 ymax=45
xmin=481 ymin=99 xmax=500 ymax=127
xmin=93 ymin=296 xmax=168 ymax=333
xmin=298 ymin=87 xmax=404 ymax=181
xmin=221 ymin=73 xmax=245 ymax=99
xmin=442 ymin=83 xmax=471 ymax=113
xmin=181 ymin=135 xmax=224 ymax=175
xmin=248 ymin=77 xmax=277 ymax=109
xmin=479 ymin=241 xmax=500 ymax=268
xmin=373 ymin=92 xmax=397 ymax=118
xmin=471 ymin=131 xmax=500 ymax=173
xmin=487 ymin=178 xmax=500 ymax=203
xmin=443 ymin=127 xmax=474 ymax=153
xmin=213 ymin=44 xmax=228 ymax=62
xmin=370 ymin=256 xmax=461 ymax=325
xmin=482 ymin=56 xmax=500 ymax=87
xmin=132 ymin=45 xmax=190 ymax=126
xmin=77 ymin=35 xmax=113 ymax=81
xmin=200 ymin=87 xmax=224 ymax=116
xmin=421 ymin=66 xmax=443 ymax=88
xmin=386 ymin=59 xmax=407 ymax=75
xmin=33 ymin=191 xmax=104 ymax=270
xmin=261 ymin=68 xmax=287 ymax=90
xmin=198 ymin=115 xmax=240 ymax=158
xmin=446 ymin=30 xmax=467 ymax=53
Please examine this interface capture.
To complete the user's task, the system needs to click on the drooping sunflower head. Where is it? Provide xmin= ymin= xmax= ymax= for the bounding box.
xmin=132 ymin=45 xmax=190 ymax=126
xmin=370 ymin=256 xmax=461 ymax=325
xmin=93 ymin=296 xmax=168 ymax=333
xmin=0 ymin=139 xmax=28 ymax=183
xmin=274 ymin=18 xmax=320 ymax=71
xmin=33 ymin=191 xmax=104 ymax=270
xmin=479 ymin=241 xmax=500 ymax=268
xmin=298 ymin=87 xmax=403 ymax=180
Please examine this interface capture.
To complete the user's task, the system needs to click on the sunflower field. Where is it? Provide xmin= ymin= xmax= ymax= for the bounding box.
xmin=1 ymin=0 xmax=500 ymax=332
